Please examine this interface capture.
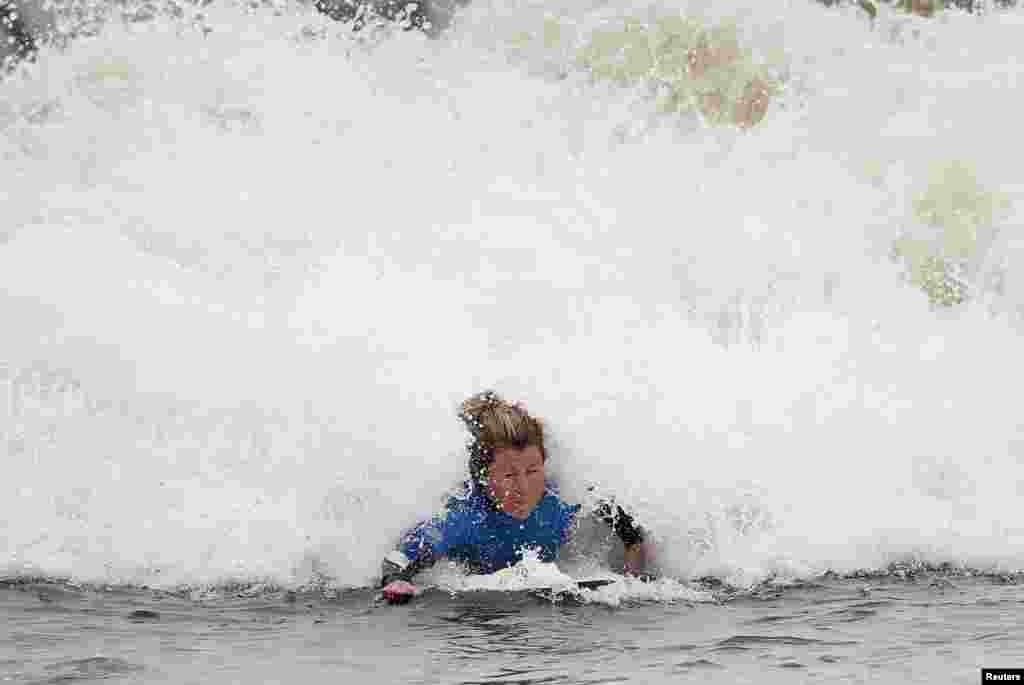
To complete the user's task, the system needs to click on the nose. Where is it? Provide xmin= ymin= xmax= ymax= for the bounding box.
xmin=508 ymin=473 xmax=528 ymax=496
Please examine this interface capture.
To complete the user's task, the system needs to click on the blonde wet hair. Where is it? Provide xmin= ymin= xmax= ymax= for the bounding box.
xmin=459 ymin=391 xmax=546 ymax=485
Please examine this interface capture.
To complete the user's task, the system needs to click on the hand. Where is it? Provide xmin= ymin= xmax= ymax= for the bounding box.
xmin=381 ymin=580 xmax=416 ymax=604
xmin=623 ymin=542 xmax=648 ymax=577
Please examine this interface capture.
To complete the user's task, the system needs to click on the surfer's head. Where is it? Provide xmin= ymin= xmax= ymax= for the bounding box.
xmin=459 ymin=391 xmax=546 ymax=520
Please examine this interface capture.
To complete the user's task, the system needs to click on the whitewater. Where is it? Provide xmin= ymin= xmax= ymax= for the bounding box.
xmin=1 ymin=0 xmax=1023 ymax=681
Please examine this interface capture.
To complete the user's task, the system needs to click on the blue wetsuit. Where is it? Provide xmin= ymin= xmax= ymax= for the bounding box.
xmin=382 ymin=483 xmax=643 ymax=584
xmin=398 ymin=485 xmax=579 ymax=574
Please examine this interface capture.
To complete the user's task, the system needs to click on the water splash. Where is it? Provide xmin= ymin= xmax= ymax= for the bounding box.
xmin=2 ymin=0 xmax=1023 ymax=589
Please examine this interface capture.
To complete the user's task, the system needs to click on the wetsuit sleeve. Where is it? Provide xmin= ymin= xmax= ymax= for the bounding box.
xmin=379 ymin=517 xmax=446 ymax=586
xmin=594 ymin=500 xmax=645 ymax=546
xmin=380 ymin=550 xmax=421 ymax=586
xmin=380 ymin=503 xmax=475 ymax=586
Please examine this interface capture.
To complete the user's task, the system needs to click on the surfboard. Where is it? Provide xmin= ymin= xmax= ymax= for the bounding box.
xmin=573 ymin=579 xmax=616 ymax=591
xmin=527 ymin=578 xmax=617 ymax=599
xmin=379 ymin=579 xmax=616 ymax=604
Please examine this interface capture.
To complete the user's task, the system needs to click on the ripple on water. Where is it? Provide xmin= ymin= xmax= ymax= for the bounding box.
xmin=846 ymin=601 xmax=893 ymax=609
xmin=646 ymin=643 xmax=698 ymax=653
xmin=42 ymin=656 xmax=145 ymax=683
xmin=971 ymin=632 xmax=1010 ymax=642
xmin=748 ymin=614 xmax=802 ymax=624
xmin=778 ymin=661 xmax=806 ymax=669
xmin=127 ymin=609 xmax=160 ymax=621
xmin=457 ymin=676 xmax=567 ymax=685
xmin=675 ymin=659 xmax=724 ymax=671
xmin=821 ymin=607 xmax=877 ymax=623
xmin=715 ymin=635 xmax=859 ymax=648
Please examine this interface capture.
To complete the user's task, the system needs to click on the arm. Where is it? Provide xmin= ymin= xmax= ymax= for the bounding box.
xmin=594 ymin=499 xmax=652 ymax=578
xmin=380 ymin=550 xmax=428 ymax=585
xmin=623 ymin=542 xmax=647 ymax=577
xmin=380 ymin=508 xmax=459 ymax=603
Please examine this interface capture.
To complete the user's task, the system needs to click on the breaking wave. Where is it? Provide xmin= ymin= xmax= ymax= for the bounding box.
xmin=3 ymin=0 xmax=1023 ymax=590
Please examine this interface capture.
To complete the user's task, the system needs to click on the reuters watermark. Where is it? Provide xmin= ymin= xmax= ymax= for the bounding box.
xmin=983 ymin=669 xmax=1024 ymax=683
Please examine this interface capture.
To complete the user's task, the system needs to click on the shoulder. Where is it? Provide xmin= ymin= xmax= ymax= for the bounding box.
xmin=443 ymin=486 xmax=490 ymax=525
xmin=538 ymin=486 xmax=582 ymax=520
xmin=444 ymin=480 xmax=480 ymax=508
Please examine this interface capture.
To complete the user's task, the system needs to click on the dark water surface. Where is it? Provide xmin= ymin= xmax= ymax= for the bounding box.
xmin=3 ymin=577 xmax=1022 ymax=684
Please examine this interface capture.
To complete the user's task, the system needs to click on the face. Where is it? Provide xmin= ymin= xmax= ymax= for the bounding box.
xmin=486 ymin=445 xmax=545 ymax=520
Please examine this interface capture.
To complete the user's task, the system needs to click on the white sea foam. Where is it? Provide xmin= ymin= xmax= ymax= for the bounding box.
xmin=423 ymin=556 xmax=710 ymax=606
xmin=2 ymin=0 xmax=1023 ymax=589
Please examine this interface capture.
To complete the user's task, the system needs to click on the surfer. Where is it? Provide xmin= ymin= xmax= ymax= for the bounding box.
xmin=380 ymin=391 xmax=651 ymax=604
